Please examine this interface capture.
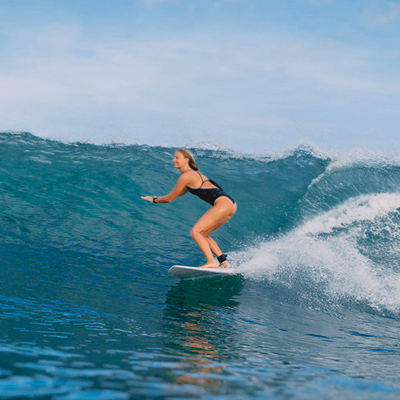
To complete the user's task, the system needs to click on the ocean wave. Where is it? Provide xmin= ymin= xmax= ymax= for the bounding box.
xmin=2 ymin=131 xmax=400 ymax=314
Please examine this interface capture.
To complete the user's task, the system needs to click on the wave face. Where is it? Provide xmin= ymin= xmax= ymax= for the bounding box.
xmin=2 ymin=131 xmax=400 ymax=399
xmin=2 ymin=132 xmax=400 ymax=313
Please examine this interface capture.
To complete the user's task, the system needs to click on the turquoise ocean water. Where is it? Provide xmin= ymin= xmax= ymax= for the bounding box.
xmin=1 ymin=131 xmax=400 ymax=399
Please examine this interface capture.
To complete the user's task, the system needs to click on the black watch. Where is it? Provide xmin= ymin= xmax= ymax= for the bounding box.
xmin=153 ymin=196 xmax=158 ymax=203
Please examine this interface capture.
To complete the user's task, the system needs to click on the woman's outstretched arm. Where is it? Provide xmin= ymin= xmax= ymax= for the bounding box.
xmin=141 ymin=174 xmax=189 ymax=204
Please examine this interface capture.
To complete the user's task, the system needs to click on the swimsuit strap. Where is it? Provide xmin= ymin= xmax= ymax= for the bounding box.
xmin=195 ymin=171 xmax=209 ymax=189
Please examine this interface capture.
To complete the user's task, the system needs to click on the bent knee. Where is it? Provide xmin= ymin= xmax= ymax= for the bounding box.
xmin=190 ymin=227 xmax=206 ymax=239
xmin=190 ymin=227 xmax=197 ymax=239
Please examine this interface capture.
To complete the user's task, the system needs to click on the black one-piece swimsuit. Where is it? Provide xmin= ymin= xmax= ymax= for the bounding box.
xmin=187 ymin=171 xmax=235 ymax=206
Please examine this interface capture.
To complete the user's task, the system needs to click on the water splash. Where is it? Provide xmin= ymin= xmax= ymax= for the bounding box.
xmin=236 ymin=193 xmax=400 ymax=314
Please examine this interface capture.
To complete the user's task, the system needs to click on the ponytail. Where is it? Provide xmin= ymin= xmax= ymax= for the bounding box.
xmin=177 ymin=149 xmax=199 ymax=171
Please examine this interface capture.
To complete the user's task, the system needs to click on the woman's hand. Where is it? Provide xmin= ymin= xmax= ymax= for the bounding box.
xmin=141 ymin=196 xmax=154 ymax=202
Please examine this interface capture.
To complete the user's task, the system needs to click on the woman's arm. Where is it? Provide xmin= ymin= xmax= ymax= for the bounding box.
xmin=141 ymin=174 xmax=189 ymax=204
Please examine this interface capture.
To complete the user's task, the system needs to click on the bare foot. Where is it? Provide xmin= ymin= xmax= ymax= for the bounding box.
xmin=219 ymin=261 xmax=231 ymax=268
xmin=199 ymin=262 xmax=219 ymax=268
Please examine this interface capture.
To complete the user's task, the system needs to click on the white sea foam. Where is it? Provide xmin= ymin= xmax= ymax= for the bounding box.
xmin=235 ymin=193 xmax=400 ymax=313
xmin=297 ymin=193 xmax=400 ymax=235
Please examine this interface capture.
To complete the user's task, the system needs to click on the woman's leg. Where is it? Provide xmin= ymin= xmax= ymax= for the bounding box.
xmin=204 ymin=216 xmax=235 ymax=267
xmin=190 ymin=198 xmax=236 ymax=268
xmin=206 ymin=236 xmax=222 ymax=257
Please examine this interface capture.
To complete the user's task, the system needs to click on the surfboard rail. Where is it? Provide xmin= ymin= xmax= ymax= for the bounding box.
xmin=168 ymin=265 xmax=238 ymax=279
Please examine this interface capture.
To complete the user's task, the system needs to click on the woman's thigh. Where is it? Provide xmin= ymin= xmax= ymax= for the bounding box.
xmin=192 ymin=198 xmax=236 ymax=235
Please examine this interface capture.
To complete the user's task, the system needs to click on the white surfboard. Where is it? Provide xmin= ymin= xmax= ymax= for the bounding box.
xmin=168 ymin=265 xmax=238 ymax=279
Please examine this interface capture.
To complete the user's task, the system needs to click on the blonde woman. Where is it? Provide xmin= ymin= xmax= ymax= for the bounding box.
xmin=142 ymin=149 xmax=237 ymax=268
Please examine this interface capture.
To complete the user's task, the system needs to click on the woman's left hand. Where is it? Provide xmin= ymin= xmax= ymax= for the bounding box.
xmin=141 ymin=196 xmax=154 ymax=202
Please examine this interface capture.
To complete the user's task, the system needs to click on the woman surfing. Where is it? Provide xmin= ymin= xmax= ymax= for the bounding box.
xmin=141 ymin=149 xmax=237 ymax=268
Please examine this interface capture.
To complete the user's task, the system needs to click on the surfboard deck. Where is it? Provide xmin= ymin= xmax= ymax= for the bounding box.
xmin=168 ymin=265 xmax=238 ymax=279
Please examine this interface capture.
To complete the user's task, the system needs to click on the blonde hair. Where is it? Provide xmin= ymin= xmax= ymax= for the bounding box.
xmin=177 ymin=149 xmax=199 ymax=171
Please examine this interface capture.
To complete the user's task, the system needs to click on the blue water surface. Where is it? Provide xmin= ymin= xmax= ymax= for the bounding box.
xmin=1 ymin=132 xmax=400 ymax=399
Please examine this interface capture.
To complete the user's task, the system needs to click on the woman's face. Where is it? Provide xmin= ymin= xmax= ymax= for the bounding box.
xmin=173 ymin=151 xmax=188 ymax=169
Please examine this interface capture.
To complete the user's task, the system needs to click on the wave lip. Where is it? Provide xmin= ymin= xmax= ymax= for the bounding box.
xmin=298 ymin=193 xmax=400 ymax=236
